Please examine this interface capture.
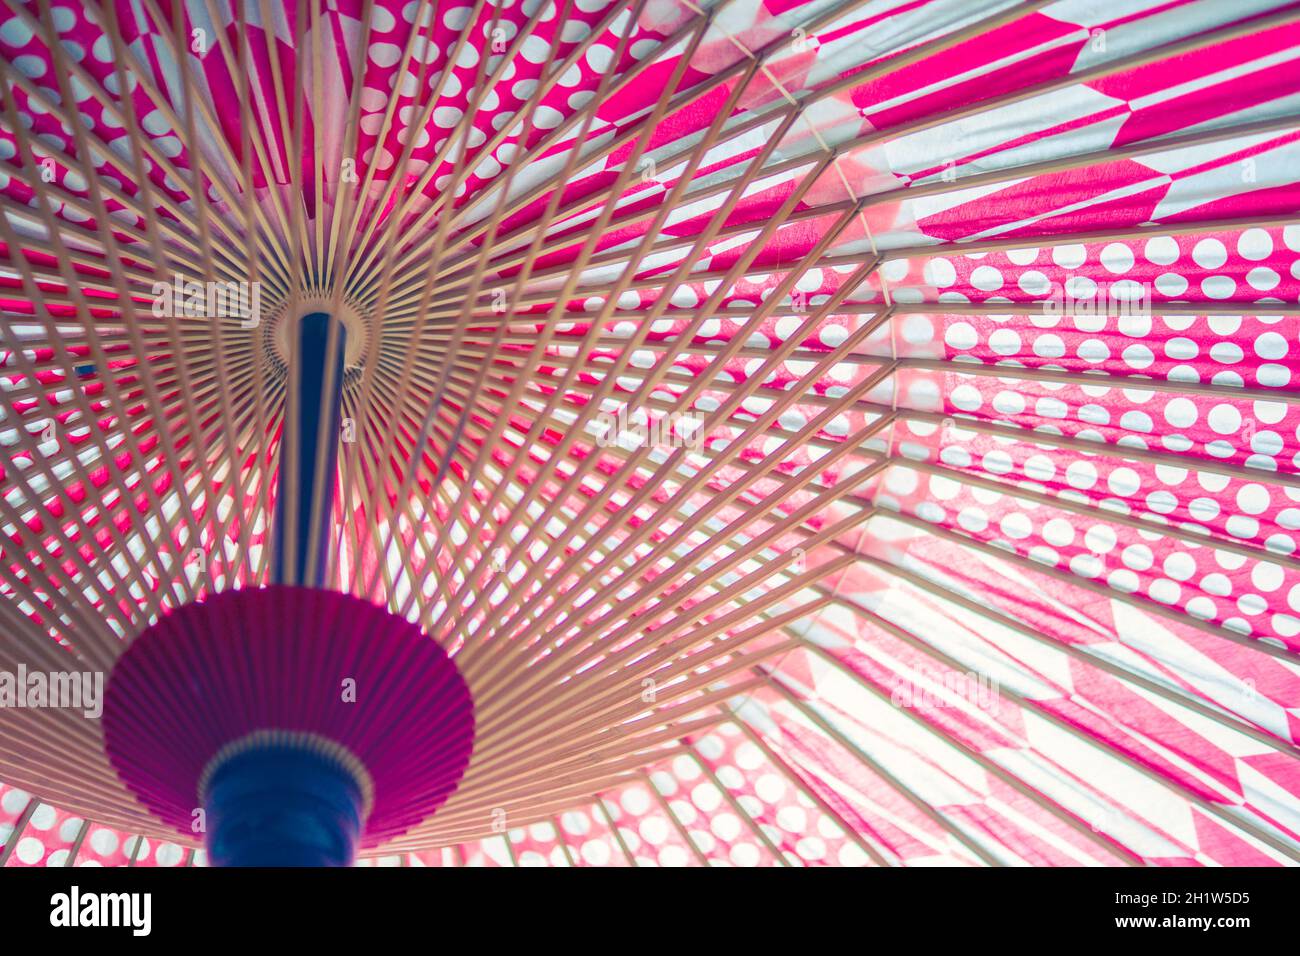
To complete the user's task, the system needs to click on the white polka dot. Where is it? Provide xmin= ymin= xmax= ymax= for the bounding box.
xmin=1032 ymin=334 xmax=1065 ymax=358
xmin=1065 ymin=275 xmax=1097 ymax=300
xmin=1122 ymin=544 xmax=1154 ymax=571
xmin=945 ymin=322 xmax=978 ymax=351
xmin=1085 ymin=525 xmax=1117 ymax=553
xmin=29 ymin=804 xmax=56 ymax=830
xmin=1120 ymin=410 xmax=1153 ymax=433
xmin=1204 ymin=573 xmax=1233 ymax=597
xmin=1164 ymin=397 xmax=1197 ymax=428
xmin=1108 ymin=467 xmax=1141 ymax=497
xmin=970 ymin=265 xmax=1004 ymax=291
xmin=1208 ymin=315 xmax=1242 ymax=336
xmin=1079 ymin=404 xmax=1110 ymax=426
xmin=1252 ymin=562 xmax=1284 ymax=592
xmin=1258 ymin=364 xmax=1291 ymax=387
xmin=16 ymin=836 xmax=45 ymax=864
xmin=1192 ymin=238 xmax=1227 ymax=269
xmin=902 ymin=315 xmax=934 ymax=344
xmin=1118 ymin=312 xmax=1151 ymax=337
xmin=1207 ymin=404 xmax=1242 ymax=435
xmin=1146 ymin=490 xmax=1178 ymax=514
xmin=1226 ymin=514 xmax=1259 ymax=539
xmin=1150 ymin=578 xmax=1181 ymax=604
xmin=1247 ymin=267 xmax=1280 ymax=292
xmin=1077 ymin=339 xmax=1109 ymax=362
xmin=1001 ymin=512 xmax=1033 ymax=539
xmin=1144 ymin=236 xmax=1179 ymax=265
xmin=983 ymin=449 xmax=1014 ymax=474
xmin=1071 ymin=553 xmax=1104 ymax=578
xmin=1019 ymin=271 xmax=1051 ymax=295
xmin=1066 ymin=461 xmax=1097 ymax=490
xmin=1210 ymin=342 xmax=1243 ymax=365
xmin=1043 ymin=517 xmax=1076 ymax=547
xmin=1237 ymin=483 xmax=1270 ymax=515
xmin=1100 ymin=243 xmax=1134 ymax=273
xmin=0 ymin=17 xmax=35 ymax=47
xmin=586 ymin=44 xmax=615 ymax=72
xmin=1029 ymin=545 xmax=1060 ymax=566
xmin=988 ymin=328 xmax=1020 ymax=355
xmin=534 ymin=106 xmax=564 ymax=129
xmin=89 ymin=829 xmax=118 ymax=856
xmin=1052 ymin=244 xmax=1086 ymax=269
xmin=925 ymin=258 xmax=956 ymax=287
xmin=1201 ymin=275 xmax=1236 ymax=299
xmin=710 ymin=813 xmax=742 ymax=842
xmin=1036 ymin=396 xmax=1069 ymax=418
xmin=1109 ymin=569 xmax=1140 ymax=592
xmin=1121 ymin=344 xmax=1153 ymax=369
xmin=1155 ymin=272 xmax=1188 ymax=296
xmin=1255 ymin=332 xmax=1288 ymax=360
xmin=1255 ymin=400 xmax=1287 ymax=424
xmin=1238 ymin=228 xmax=1273 ymax=260
xmin=368 ymin=42 xmax=402 ymax=67
xmin=958 ymin=507 xmax=988 ymax=533
xmin=1163 ymin=552 xmax=1196 ymax=581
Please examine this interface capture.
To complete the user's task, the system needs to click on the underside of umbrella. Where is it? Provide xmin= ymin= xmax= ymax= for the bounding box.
xmin=0 ymin=0 xmax=1299 ymax=867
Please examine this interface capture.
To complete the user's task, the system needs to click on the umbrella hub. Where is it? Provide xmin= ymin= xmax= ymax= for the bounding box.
xmin=200 ymin=734 xmax=369 ymax=867
xmin=101 ymin=587 xmax=476 ymax=868
xmin=264 ymin=297 xmax=372 ymax=383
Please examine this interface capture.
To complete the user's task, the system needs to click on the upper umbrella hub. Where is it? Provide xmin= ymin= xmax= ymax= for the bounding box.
xmin=264 ymin=296 xmax=373 ymax=383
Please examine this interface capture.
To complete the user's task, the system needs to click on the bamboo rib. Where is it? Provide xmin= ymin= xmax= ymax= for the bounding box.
xmin=797 ymin=618 xmax=1300 ymax=862
xmin=786 ymin=642 xmax=1145 ymax=866
xmin=882 ymin=509 xmax=1299 ymax=663
xmin=642 ymin=770 xmax=711 ymax=865
xmin=786 ymin=628 xmax=1157 ymax=855
xmin=0 ymin=797 xmax=37 ymax=867
xmin=64 ymin=818 xmax=91 ymax=868
xmin=411 ymin=86 xmax=806 ymax=633
xmin=379 ymin=0 xmax=671 ymax=595
xmin=35 ymin=0 xmax=226 ymax=610
xmin=683 ymin=743 xmax=791 ymax=865
xmin=759 ymin=671 xmax=999 ymax=866
xmin=722 ymin=709 xmax=893 ymax=865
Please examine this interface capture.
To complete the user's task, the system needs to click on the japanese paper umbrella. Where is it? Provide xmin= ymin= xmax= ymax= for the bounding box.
xmin=0 ymin=0 xmax=1299 ymax=868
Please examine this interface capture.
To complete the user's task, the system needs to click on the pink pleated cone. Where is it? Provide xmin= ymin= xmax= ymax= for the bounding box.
xmin=102 ymin=586 xmax=475 ymax=849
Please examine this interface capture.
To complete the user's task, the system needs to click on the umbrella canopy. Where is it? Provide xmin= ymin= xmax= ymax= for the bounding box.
xmin=0 ymin=0 xmax=1299 ymax=866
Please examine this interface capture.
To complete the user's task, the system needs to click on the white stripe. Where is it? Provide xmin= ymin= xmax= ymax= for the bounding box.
xmin=1129 ymin=45 xmax=1300 ymax=112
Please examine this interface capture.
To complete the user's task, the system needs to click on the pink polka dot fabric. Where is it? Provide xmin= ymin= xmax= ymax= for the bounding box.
xmin=0 ymin=0 xmax=1299 ymax=867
